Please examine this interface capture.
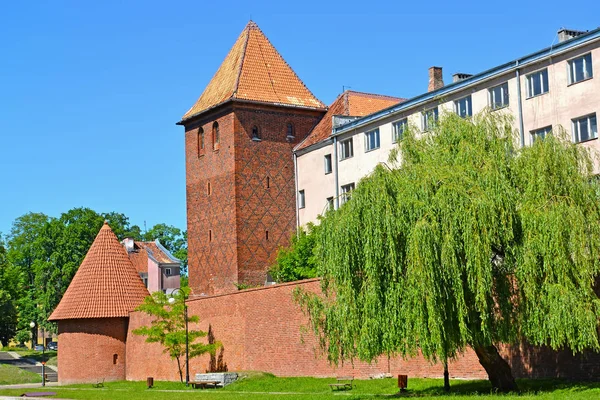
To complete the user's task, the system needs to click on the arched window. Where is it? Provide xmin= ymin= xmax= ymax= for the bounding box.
xmin=251 ymin=125 xmax=260 ymax=141
xmin=198 ymin=127 xmax=205 ymax=156
xmin=286 ymin=123 xmax=295 ymax=139
xmin=212 ymin=122 xmax=220 ymax=150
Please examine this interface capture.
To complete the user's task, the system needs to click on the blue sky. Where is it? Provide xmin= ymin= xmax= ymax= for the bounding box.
xmin=1 ymin=0 xmax=599 ymax=235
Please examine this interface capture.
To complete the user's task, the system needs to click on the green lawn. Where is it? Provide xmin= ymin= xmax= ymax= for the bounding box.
xmin=2 ymin=348 xmax=58 ymax=366
xmin=0 ymin=364 xmax=41 ymax=385
xmin=0 ymin=375 xmax=599 ymax=399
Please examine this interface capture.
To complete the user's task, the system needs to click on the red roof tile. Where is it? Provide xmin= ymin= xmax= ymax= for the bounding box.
xmin=49 ymin=222 xmax=149 ymax=321
xmin=181 ymin=21 xmax=326 ymax=121
xmin=295 ymin=91 xmax=405 ymax=151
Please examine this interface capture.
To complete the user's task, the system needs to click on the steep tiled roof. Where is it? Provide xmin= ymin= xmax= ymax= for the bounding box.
xmin=127 ymin=241 xmax=180 ymax=268
xmin=181 ymin=21 xmax=326 ymax=122
xmin=49 ymin=222 xmax=149 ymax=321
xmin=295 ymin=91 xmax=405 ymax=151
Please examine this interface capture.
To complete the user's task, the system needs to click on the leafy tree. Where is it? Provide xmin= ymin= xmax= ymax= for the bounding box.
xmin=133 ymin=288 xmax=218 ymax=383
xmin=270 ymin=223 xmax=320 ymax=282
xmin=296 ymin=113 xmax=600 ymax=393
xmin=0 ymin=237 xmax=19 ymax=345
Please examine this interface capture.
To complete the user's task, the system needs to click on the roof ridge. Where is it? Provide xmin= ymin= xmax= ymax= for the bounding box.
xmin=345 ymin=89 xmax=405 ymax=101
xmin=233 ymin=23 xmax=252 ymax=98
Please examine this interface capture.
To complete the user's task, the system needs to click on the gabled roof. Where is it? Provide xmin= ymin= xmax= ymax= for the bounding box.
xmin=126 ymin=240 xmax=181 ymax=274
xmin=180 ymin=21 xmax=326 ymax=122
xmin=49 ymin=222 xmax=149 ymax=321
xmin=295 ymin=90 xmax=404 ymax=151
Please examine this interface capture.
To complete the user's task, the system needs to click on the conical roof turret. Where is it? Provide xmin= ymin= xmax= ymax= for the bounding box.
xmin=49 ymin=222 xmax=149 ymax=320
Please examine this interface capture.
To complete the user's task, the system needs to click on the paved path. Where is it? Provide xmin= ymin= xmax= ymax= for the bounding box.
xmin=0 ymin=352 xmax=57 ymax=383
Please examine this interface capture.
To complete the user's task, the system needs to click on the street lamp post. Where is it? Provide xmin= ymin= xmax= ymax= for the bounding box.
xmin=30 ymin=322 xmax=45 ymax=387
xmin=169 ymin=289 xmax=189 ymax=386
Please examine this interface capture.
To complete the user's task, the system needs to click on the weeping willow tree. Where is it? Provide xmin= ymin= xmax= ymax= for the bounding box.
xmin=295 ymin=112 xmax=600 ymax=393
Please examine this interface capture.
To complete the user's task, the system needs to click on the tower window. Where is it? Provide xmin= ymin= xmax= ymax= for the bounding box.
xmin=266 ymin=176 xmax=270 ymax=188
xmin=286 ymin=123 xmax=295 ymax=139
xmin=212 ymin=122 xmax=220 ymax=150
xmin=207 ymin=181 xmax=212 ymax=195
xmin=252 ymin=125 xmax=261 ymax=141
xmin=198 ymin=127 xmax=205 ymax=156
xmin=209 ymin=230 xmax=212 ymax=242
xmin=113 ymin=354 xmax=118 ymax=364
xmin=265 ymin=230 xmax=269 ymax=240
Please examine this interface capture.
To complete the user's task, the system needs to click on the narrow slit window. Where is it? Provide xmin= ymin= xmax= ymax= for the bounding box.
xmin=209 ymin=230 xmax=212 ymax=242
xmin=266 ymin=176 xmax=270 ymax=188
xmin=265 ymin=230 xmax=269 ymax=240
xmin=198 ymin=127 xmax=205 ymax=156
xmin=207 ymin=181 xmax=211 ymax=195
xmin=252 ymin=125 xmax=260 ymax=141
xmin=113 ymin=354 xmax=118 ymax=365
xmin=212 ymin=122 xmax=220 ymax=150
xmin=286 ymin=123 xmax=295 ymax=138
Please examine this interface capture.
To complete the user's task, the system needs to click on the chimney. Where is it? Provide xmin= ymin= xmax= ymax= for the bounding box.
xmin=428 ymin=66 xmax=444 ymax=92
xmin=452 ymin=73 xmax=473 ymax=83
xmin=557 ymin=28 xmax=587 ymax=43
xmin=123 ymin=237 xmax=135 ymax=253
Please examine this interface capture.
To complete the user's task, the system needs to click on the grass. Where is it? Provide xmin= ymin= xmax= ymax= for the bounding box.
xmin=0 ymin=364 xmax=41 ymax=385
xmin=0 ymin=374 xmax=599 ymax=399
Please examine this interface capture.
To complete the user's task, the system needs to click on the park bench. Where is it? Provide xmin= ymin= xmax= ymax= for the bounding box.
xmin=329 ymin=376 xmax=353 ymax=391
xmin=20 ymin=392 xmax=56 ymax=397
xmin=190 ymin=380 xmax=220 ymax=389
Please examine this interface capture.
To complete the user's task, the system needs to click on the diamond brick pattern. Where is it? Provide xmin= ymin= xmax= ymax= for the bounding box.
xmin=49 ymin=222 xmax=149 ymax=320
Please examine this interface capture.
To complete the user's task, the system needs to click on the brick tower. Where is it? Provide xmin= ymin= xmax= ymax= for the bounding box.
xmin=178 ymin=21 xmax=326 ymax=295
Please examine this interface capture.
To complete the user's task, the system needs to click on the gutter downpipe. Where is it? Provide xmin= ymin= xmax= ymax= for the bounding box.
xmin=515 ymin=60 xmax=525 ymax=148
xmin=333 ymin=135 xmax=339 ymax=210
xmin=294 ymin=152 xmax=300 ymax=229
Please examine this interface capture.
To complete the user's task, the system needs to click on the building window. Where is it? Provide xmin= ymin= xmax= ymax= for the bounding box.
xmin=286 ymin=123 xmax=295 ymax=139
xmin=489 ymin=82 xmax=509 ymax=110
xmin=392 ymin=119 xmax=407 ymax=142
xmin=209 ymin=230 xmax=212 ymax=242
xmin=327 ymin=197 xmax=334 ymax=210
xmin=265 ymin=230 xmax=269 ymax=240
xmin=531 ymin=126 xmax=552 ymax=142
xmin=198 ymin=128 xmax=205 ymax=156
xmin=526 ymin=69 xmax=549 ymax=98
xmin=165 ymin=268 xmax=172 ymax=276
xmin=572 ymin=114 xmax=597 ymax=143
xmin=339 ymin=138 xmax=354 ymax=160
xmin=266 ymin=176 xmax=270 ymax=188
xmin=252 ymin=125 xmax=260 ymax=141
xmin=454 ymin=95 xmax=472 ymax=118
xmin=324 ymin=154 xmax=332 ymax=174
xmin=365 ymin=129 xmax=380 ymax=152
xmin=212 ymin=122 xmax=220 ymax=150
xmin=113 ymin=354 xmax=118 ymax=365
xmin=422 ymin=107 xmax=438 ymax=131
xmin=207 ymin=181 xmax=211 ymax=195
xmin=568 ymin=53 xmax=593 ymax=85
xmin=298 ymin=190 xmax=305 ymax=209
xmin=340 ymin=183 xmax=355 ymax=205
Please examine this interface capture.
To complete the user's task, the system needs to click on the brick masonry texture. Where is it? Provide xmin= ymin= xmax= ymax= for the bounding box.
xmin=185 ymin=103 xmax=323 ymax=295
xmin=125 ymin=279 xmax=600 ymax=381
xmin=57 ymin=318 xmax=128 ymax=384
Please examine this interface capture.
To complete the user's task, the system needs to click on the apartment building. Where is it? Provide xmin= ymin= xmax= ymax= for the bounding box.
xmin=295 ymin=28 xmax=600 ymax=226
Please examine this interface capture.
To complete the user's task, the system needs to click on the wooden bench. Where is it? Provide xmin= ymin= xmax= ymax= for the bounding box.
xmin=329 ymin=376 xmax=353 ymax=391
xmin=190 ymin=380 xmax=220 ymax=389
xmin=20 ymin=392 xmax=56 ymax=397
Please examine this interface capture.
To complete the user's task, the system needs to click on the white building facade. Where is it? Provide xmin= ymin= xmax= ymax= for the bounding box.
xmin=295 ymin=28 xmax=600 ymax=226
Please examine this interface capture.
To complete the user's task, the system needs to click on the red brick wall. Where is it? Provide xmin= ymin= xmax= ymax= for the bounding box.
xmin=57 ymin=318 xmax=128 ymax=384
xmin=185 ymin=108 xmax=238 ymax=295
xmin=125 ymin=279 xmax=600 ymax=382
xmin=184 ymin=103 xmax=324 ymax=295
xmin=232 ymin=104 xmax=323 ymax=286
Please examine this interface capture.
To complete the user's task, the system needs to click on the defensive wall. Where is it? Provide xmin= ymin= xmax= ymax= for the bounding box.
xmin=125 ymin=278 xmax=600 ymax=382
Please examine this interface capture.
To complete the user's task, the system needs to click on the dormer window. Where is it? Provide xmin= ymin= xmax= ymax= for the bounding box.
xmin=212 ymin=122 xmax=220 ymax=151
xmin=286 ymin=123 xmax=295 ymax=139
xmin=252 ymin=125 xmax=261 ymax=141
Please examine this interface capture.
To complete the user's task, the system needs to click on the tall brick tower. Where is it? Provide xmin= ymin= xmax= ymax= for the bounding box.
xmin=178 ymin=21 xmax=326 ymax=295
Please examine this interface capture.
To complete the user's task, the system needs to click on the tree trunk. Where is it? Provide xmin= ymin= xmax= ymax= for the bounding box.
xmin=176 ymin=356 xmax=183 ymax=383
xmin=443 ymin=363 xmax=450 ymax=392
xmin=473 ymin=344 xmax=518 ymax=393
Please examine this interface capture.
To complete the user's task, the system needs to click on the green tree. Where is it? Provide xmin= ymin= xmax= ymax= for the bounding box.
xmin=133 ymin=288 xmax=218 ymax=383
xmin=270 ymin=223 xmax=320 ymax=282
xmin=0 ymin=237 xmax=19 ymax=345
xmin=296 ymin=113 xmax=600 ymax=393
